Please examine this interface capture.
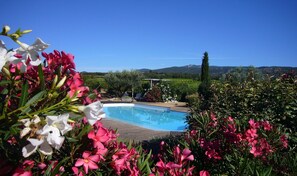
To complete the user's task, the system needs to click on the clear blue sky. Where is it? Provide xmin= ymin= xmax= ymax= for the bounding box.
xmin=1 ymin=0 xmax=297 ymax=72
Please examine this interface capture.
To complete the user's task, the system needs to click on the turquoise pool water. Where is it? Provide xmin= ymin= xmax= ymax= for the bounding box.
xmin=103 ymin=104 xmax=187 ymax=131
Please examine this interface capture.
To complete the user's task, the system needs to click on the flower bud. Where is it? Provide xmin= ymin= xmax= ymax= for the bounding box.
xmin=68 ymin=105 xmax=79 ymax=113
xmin=51 ymin=75 xmax=58 ymax=89
xmin=67 ymin=119 xmax=75 ymax=123
xmin=22 ymin=29 xmax=32 ymax=34
xmin=1 ymin=25 xmax=10 ymax=35
xmin=1 ymin=67 xmax=11 ymax=78
xmin=55 ymin=76 xmax=67 ymax=89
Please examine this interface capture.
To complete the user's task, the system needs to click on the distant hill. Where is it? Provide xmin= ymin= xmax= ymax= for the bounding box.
xmin=138 ymin=65 xmax=297 ymax=76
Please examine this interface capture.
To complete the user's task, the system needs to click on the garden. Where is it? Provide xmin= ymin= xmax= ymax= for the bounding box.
xmin=0 ymin=26 xmax=296 ymax=175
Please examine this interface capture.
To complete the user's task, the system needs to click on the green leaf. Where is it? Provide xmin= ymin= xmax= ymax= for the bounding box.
xmin=77 ymin=125 xmax=92 ymax=139
xmin=1 ymin=88 xmax=8 ymax=94
xmin=139 ymin=150 xmax=152 ymax=171
xmin=145 ymin=162 xmax=152 ymax=174
xmin=264 ymin=167 xmax=272 ymax=176
xmin=38 ymin=64 xmax=45 ymax=90
xmin=0 ymin=80 xmax=11 ymax=86
xmin=25 ymin=90 xmax=46 ymax=106
xmin=66 ymin=136 xmax=79 ymax=143
xmin=51 ymin=157 xmax=70 ymax=175
xmin=43 ymin=162 xmax=55 ymax=176
xmin=18 ymin=81 xmax=29 ymax=108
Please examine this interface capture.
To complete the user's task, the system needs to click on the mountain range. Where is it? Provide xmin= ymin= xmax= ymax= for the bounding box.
xmin=138 ymin=65 xmax=297 ymax=76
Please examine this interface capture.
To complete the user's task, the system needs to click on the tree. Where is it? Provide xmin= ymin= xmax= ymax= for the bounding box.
xmin=104 ymin=70 xmax=143 ymax=98
xmin=198 ymin=52 xmax=211 ymax=110
xmin=198 ymin=52 xmax=210 ymax=94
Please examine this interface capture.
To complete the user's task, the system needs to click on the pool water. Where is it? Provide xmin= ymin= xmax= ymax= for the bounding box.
xmin=103 ymin=104 xmax=187 ymax=131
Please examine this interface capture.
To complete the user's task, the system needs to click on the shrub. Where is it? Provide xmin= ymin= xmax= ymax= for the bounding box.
xmin=190 ymin=73 xmax=297 ymax=145
xmin=168 ymin=79 xmax=199 ymax=101
xmin=185 ymin=93 xmax=200 ymax=107
xmin=144 ymin=86 xmax=162 ymax=102
xmin=183 ymin=112 xmax=294 ymax=175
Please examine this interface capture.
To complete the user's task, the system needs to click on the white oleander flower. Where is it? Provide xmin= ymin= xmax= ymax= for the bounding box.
xmin=16 ymin=38 xmax=49 ymax=66
xmin=0 ymin=40 xmax=18 ymax=71
xmin=43 ymin=114 xmax=72 ymax=135
xmin=41 ymin=114 xmax=72 ymax=149
xmin=19 ymin=116 xmax=41 ymax=138
xmin=41 ymin=126 xmax=65 ymax=150
xmin=78 ymin=101 xmax=105 ymax=125
xmin=22 ymin=138 xmax=52 ymax=157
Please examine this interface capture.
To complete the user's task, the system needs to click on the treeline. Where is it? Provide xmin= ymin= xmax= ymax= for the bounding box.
xmin=80 ymin=66 xmax=297 ymax=80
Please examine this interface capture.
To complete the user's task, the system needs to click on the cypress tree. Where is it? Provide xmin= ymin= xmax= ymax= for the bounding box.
xmin=200 ymin=52 xmax=210 ymax=85
xmin=198 ymin=52 xmax=211 ymax=109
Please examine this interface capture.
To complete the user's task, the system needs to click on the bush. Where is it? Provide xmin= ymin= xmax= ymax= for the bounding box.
xmin=185 ymin=93 xmax=200 ymax=107
xmin=168 ymin=79 xmax=199 ymax=101
xmin=144 ymin=86 xmax=162 ymax=102
xmin=183 ymin=112 xmax=294 ymax=175
xmin=190 ymin=73 xmax=297 ymax=145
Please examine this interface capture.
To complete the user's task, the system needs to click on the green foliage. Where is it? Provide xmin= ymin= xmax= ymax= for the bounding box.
xmin=104 ymin=70 xmax=144 ymax=97
xmin=198 ymin=52 xmax=212 ymax=108
xmin=185 ymin=93 xmax=200 ymax=107
xmin=167 ymin=78 xmax=199 ymax=101
xmin=221 ymin=66 xmax=264 ymax=84
xmin=200 ymin=52 xmax=210 ymax=85
xmin=144 ymin=86 xmax=162 ymax=102
xmin=196 ymin=52 xmax=212 ymax=111
xmin=81 ymin=74 xmax=107 ymax=90
xmin=190 ymin=72 xmax=297 ymax=145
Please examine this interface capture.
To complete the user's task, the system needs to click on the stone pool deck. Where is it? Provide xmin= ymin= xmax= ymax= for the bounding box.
xmin=100 ymin=101 xmax=189 ymax=142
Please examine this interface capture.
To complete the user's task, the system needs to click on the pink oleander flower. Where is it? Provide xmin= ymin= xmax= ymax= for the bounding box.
xmin=111 ymin=147 xmax=139 ymax=175
xmin=72 ymin=167 xmax=83 ymax=176
xmin=262 ymin=121 xmax=272 ymax=131
xmin=12 ymin=160 xmax=35 ymax=176
xmin=227 ymin=116 xmax=234 ymax=123
xmin=249 ymin=119 xmax=260 ymax=129
xmin=198 ymin=138 xmax=206 ymax=148
xmin=280 ymin=135 xmax=288 ymax=148
xmin=88 ymin=127 xmax=110 ymax=149
xmin=75 ymin=151 xmax=99 ymax=174
xmin=181 ymin=149 xmax=194 ymax=162
xmin=155 ymin=159 xmax=181 ymax=176
xmin=209 ymin=113 xmax=218 ymax=127
xmin=205 ymin=149 xmax=221 ymax=160
xmin=173 ymin=146 xmax=194 ymax=164
xmin=67 ymin=72 xmax=88 ymax=98
xmin=245 ymin=129 xmax=258 ymax=142
xmin=42 ymin=50 xmax=75 ymax=74
xmin=250 ymin=145 xmax=262 ymax=157
xmin=200 ymin=170 xmax=210 ymax=176
xmin=7 ymin=136 xmax=17 ymax=145
xmin=37 ymin=163 xmax=47 ymax=170
xmin=12 ymin=168 xmax=32 ymax=176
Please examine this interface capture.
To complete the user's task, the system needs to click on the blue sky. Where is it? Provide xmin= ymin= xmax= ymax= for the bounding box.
xmin=1 ymin=0 xmax=297 ymax=72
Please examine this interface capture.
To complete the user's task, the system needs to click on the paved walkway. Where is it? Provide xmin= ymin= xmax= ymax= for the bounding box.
xmin=100 ymin=101 xmax=188 ymax=142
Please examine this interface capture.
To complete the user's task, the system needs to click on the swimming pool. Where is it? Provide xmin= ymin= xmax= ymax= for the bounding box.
xmin=103 ymin=103 xmax=187 ymax=131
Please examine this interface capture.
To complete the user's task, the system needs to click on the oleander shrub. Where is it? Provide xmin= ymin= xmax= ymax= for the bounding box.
xmin=188 ymin=73 xmax=297 ymax=145
xmin=182 ymin=112 xmax=295 ymax=175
